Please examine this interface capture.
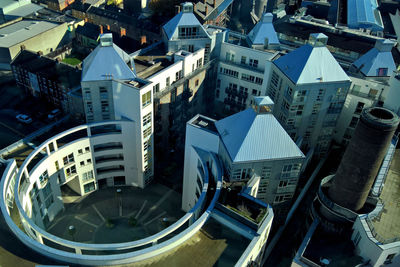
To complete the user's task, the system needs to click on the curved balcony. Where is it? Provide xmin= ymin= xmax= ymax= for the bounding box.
xmin=0 ymin=121 xmax=223 ymax=266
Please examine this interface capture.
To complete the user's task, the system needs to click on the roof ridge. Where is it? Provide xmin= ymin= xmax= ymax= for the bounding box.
xmin=233 ymin=111 xmax=257 ymax=161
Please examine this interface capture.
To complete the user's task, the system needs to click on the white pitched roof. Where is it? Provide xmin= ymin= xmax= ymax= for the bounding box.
xmin=215 ymin=109 xmax=304 ymax=162
xmin=81 ymin=43 xmax=135 ymax=82
xmin=352 ymin=39 xmax=396 ymax=77
xmin=162 ymin=11 xmax=204 ymax=40
xmin=274 ymin=43 xmax=350 ymax=84
xmin=247 ymin=13 xmax=280 ymax=46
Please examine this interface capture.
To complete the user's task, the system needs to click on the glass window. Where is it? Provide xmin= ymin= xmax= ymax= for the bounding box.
xmin=142 ymin=91 xmax=151 ymax=108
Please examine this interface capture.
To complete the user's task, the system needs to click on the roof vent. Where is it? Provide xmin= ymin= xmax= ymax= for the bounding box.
xmin=181 ymin=2 xmax=194 ymax=13
xmin=262 ymin=13 xmax=273 ymax=23
xmin=309 ymin=33 xmax=328 ymax=47
xmin=100 ymin=33 xmax=113 ymax=47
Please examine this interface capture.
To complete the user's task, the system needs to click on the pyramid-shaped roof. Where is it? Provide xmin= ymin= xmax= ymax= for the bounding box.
xmin=162 ymin=3 xmax=208 ymax=40
xmin=81 ymin=39 xmax=135 ymax=82
xmin=274 ymin=37 xmax=350 ymax=84
xmin=352 ymin=39 xmax=396 ymax=77
xmin=247 ymin=13 xmax=279 ymax=46
xmin=215 ymin=109 xmax=304 ymax=162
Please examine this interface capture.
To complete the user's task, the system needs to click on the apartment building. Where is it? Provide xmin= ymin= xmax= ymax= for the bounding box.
xmin=11 ymin=50 xmax=81 ymax=110
xmin=183 ymin=98 xmax=304 ymax=220
xmin=334 ymin=39 xmax=396 ymax=145
xmin=266 ymin=33 xmax=351 ymax=155
xmin=81 ymin=33 xmax=154 ymax=187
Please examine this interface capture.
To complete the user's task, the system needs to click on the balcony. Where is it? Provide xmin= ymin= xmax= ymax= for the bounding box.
xmin=225 ymin=87 xmax=238 ymax=96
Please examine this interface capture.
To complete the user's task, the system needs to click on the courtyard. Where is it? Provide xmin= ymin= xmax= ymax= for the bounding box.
xmin=46 ymin=184 xmax=184 ymax=244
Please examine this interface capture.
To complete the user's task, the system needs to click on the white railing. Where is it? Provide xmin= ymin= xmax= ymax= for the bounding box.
xmin=0 ymin=124 xmax=224 ymax=265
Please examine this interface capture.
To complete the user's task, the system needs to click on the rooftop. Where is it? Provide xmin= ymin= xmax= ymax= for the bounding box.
xmin=81 ymin=34 xmax=136 ymax=82
xmin=193 ymin=0 xmax=233 ymax=21
xmin=347 ymin=0 xmax=383 ymax=31
xmin=370 ymin=149 xmax=400 ymax=242
xmin=352 ymin=39 xmax=396 ymax=77
xmin=11 ymin=50 xmax=81 ymax=89
xmin=247 ymin=13 xmax=280 ymax=46
xmin=0 ymin=19 xmax=63 ymax=48
xmin=302 ymin=223 xmax=364 ymax=266
xmin=215 ymin=108 xmax=304 ymax=162
xmin=190 ymin=114 xmax=218 ymax=133
xmin=274 ymin=34 xmax=350 ymax=84
xmin=133 ymin=217 xmax=250 ymax=266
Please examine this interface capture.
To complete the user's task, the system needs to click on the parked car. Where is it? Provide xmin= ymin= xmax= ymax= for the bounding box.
xmin=16 ymin=114 xmax=32 ymax=124
xmin=48 ymin=109 xmax=61 ymax=120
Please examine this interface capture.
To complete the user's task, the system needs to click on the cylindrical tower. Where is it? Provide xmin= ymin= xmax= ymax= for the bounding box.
xmin=328 ymin=107 xmax=399 ymax=212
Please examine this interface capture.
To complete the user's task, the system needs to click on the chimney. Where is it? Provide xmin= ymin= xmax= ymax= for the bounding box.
xmin=328 ymin=107 xmax=399 ymax=211
xmin=205 ymin=5 xmax=208 ymax=15
xmin=175 ymin=5 xmax=181 ymax=14
xmin=203 ymin=0 xmax=206 ymax=4
xmin=20 ymin=44 xmax=26 ymax=51
xmin=55 ymin=57 xmax=61 ymax=63
xmin=99 ymin=25 xmax=103 ymax=34
xmin=106 ymin=24 xmax=110 ymax=30
xmin=37 ymin=51 xmax=43 ymax=56
xmin=213 ymin=0 xmax=216 ymax=7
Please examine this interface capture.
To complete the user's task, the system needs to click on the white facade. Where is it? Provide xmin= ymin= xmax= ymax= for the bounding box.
xmin=385 ymin=72 xmax=400 ymax=116
xmin=334 ymin=76 xmax=389 ymax=144
xmin=352 ymin=217 xmax=400 ymax=266
xmin=266 ymin=34 xmax=351 ymax=154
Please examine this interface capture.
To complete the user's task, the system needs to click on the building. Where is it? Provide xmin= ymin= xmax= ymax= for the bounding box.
xmin=266 ymin=33 xmax=351 ymax=155
xmin=11 ymin=49 xmax=82 ymax=112
xmin=334 ymin=39 xmax=396 ymax=145
xmin=46 ymin=0 xmax=75 ymax=11
xmin=193 ymin=0 xmax=234 ymax=27
xmin=0 ymin=36 xmax=274 ymax=267
xmin=0 ymin=0 xmax=42 ymax=24
xmin=293 ymin=107 xmax=400 ymax=267
xmin=246 ymin=13 xmax=280 ymax=50
xmin=347 ymin=0 xmax=384 ymax=33
xmin=0 ymin=18 xmax=69 ymax=69
xmin=183 ymin=99 xmax=304 ymax=220
xmin=81 ymin=33 xmax=154 ymax=187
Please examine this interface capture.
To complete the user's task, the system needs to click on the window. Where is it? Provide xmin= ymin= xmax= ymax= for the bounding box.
xmin=153 ymin=83 xmax=160 ymax=94
xmin=241 ymin=56 xmax=246 ymax=64
xmin=99 ymin=87 xmax=108 ymax=100
xmin=144 ymin=140 xmax=151 ymax=151
xmin=378 ymin=68 xmax=388 ymax=76
xmin=142 ymin=91 xmax=151 ymax=108
xmin=252 ymin=89 xmax=258 ymax=96
xmin=84 ymin=182 xmax=95 ymax=193
xmin=175 ymin=70 xmax=183 ymax=80
xmin=249 ymin=59 xmax=258 ymax=68
xmin=225 ymin=52 xmax=234 ymax=62
xmin=101 ymin=100 xmax=109 ymax=112
xmin=87 ymin=158 xmax=92 ymax=164
xmin=84 ymin=89 xmax=91 ymax=100
xmin=255 ymin=77 xmax=263 ymax=85
xmin=78 ymin=149 xmax=83 ymax=154
xmin=82 ymin=170 xmax=94 ymax=182
xmin=188 ymin=44 xmax=194 ymax=52
xmin=384 ymin=253 xmax=396 ymax=264
xmin=143 ymin=112 xmax=152 ymax=127
xmin=355 ymin=102 xmax=365 ymax=114
xmin=143 ymin=127 xmax=152 ymax=138
xmin=217 ymin=79 xmax=221 ymax=88
xmin=86 ymin=101 xmax=93 ymax=114
xmin=349 ymin=116 xmax=359 ymax=128
xmin=54 ymin=161 xmax=59 ymax=171
xmin=195 ymin=79 xmax=199 ymax=86
xmin=166 ymin=77 xmax=170 ymax=86
xmin=274 ymin=194 xmax=293 ymax=203
xmin=80 ymin=161 xmax=85 ymax=167
xmin=85 ymin=147 xmax=90 ymax=152
xmin=63 ymin=153 xmax=74 ymax=165
xmin=196 ymin=58 xmax=203 ymax=68
xmin=65 ymin=165 xmax=76 ymax=177
xmin=39 ymin=170 xmax=49 ymax=185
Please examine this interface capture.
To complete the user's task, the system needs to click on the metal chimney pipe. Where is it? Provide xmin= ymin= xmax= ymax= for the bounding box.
xmin=328 ymin=107 xmax=399 ymax=212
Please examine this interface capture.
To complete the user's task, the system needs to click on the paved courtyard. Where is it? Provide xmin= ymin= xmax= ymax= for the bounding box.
xmin=46 ymin=184 xmax=184 ymax=244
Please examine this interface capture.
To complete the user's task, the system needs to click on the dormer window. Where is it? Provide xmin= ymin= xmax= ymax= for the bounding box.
xmin=179 ymin=27 xmax=198 ymax=38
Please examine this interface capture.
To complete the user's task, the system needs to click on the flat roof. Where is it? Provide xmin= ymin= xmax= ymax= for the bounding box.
xmin=0 ymin=19 xmax=62 ymax=48
xmin=370 ymin=149 xmax=400 ymax=241
xmin=133 ymin=217 xmax=250 ymax=266
xmin=302 ymin=224 xmax=364 ymax=266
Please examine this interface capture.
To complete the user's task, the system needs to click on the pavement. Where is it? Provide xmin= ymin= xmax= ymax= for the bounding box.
xmin=47 ymin=184 xmax=184 ymax=244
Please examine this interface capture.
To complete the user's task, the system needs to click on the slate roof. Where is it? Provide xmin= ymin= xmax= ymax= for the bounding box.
xmin=352 ymin=39 xmax=396 ymax=77
xmin=273 ymin=41 xmax=350 ymax=84
xmin=81 ymin=42 xmax=135 ymax=82
xmin=215 ymin=109 xmax=304 ymax=162
xmin=247 ymin=13 xmax=280 ymax=46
